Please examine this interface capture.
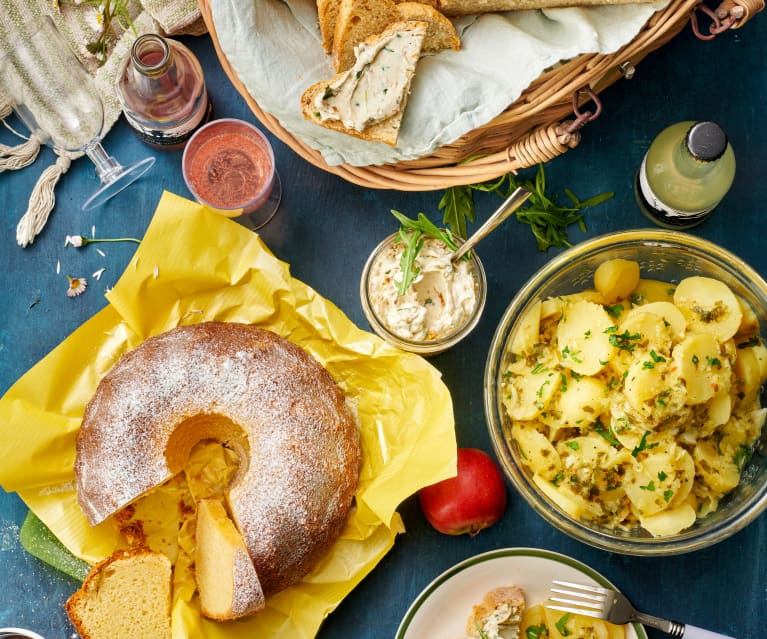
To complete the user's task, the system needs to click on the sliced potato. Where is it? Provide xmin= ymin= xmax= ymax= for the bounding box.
xmin=556 ymin=301 xmax=614 ymax=376
xmin=672 ymin=332 xmax=731 ymax=405
xmin=673 ymin=276 xmax=742 ymax=342
xmin=513 ymin=423 xmax=562 ymax=480
xmin=594 ymin=259 xmax=641 ymax=303
xmin=632 ymin=278 xmax=676 ymax=304
xmin=639 ymin=501 xmax=696 ymax=536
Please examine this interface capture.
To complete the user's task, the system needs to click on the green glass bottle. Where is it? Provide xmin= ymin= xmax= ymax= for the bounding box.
xmin=635 ymin=121 xmax=735 ymax=229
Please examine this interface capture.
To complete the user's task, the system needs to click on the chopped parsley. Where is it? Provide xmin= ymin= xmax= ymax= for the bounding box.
xmin=734 ymin=445 xmax=753 ymax=471
xmin=607 ymin=329 xmax=642 ymax=353
xmin=594 ymin=419 xmax=621 ymax=448
xmin=631 ymin=431 xmax=659 ymax=457
xmin=604 ymin=303 xmax=624 ymax=318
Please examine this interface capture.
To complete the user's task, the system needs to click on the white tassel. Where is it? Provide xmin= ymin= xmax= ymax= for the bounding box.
xmin=0 ymin=133 xmax=42 ymax=172
xmin=16 ymin=153 xmax=71 ymax=248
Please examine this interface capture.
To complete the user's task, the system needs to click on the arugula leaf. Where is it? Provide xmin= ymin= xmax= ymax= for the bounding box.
xmin=391 ymin=209 xmax=457 ymax=249
xmin=395 ymin=226 xmax=424 ymax=296
xmin=390 ymin=210 xmax=458 ymax=296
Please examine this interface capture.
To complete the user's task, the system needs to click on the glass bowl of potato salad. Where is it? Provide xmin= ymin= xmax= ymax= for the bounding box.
xmin=485 ymin=230 xmax=767 ymax=554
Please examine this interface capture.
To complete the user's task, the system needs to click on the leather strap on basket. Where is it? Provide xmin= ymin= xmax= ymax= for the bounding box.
xmin=693 ymin=0 xmax=764 ymax=36
xmin=504 ymin=87 xmax=602 ymax=167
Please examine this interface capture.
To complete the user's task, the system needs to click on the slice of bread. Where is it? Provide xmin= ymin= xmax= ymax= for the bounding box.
xmin=466 ymin=585 xmax=526 ymax=638
xmin=195 ymin=498 xmax=265 ymax=620
xmin=395 ymin=2 xmax=461 ymax=51
xmin=65 ymin=548 xmax=172 ymax=639
xmin=301 ymin=20 xmax=427 ymax=146
xmin=317 ymin=0 xmax=341 ymax=53
xmin=332 ymin=0 xmax=398 ymax=72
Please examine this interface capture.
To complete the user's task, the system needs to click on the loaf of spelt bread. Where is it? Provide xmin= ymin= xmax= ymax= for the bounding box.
xmin=395 ymin=2 xmax=461 ymax=51
xmin=332 ymin=0 xmax=398 ymax=72
xmin=438 ymin=0 xmax=653 ymax=14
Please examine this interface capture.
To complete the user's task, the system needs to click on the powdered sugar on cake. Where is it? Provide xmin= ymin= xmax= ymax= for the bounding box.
xmin=75 ymin=322 xmax=361 ymax=602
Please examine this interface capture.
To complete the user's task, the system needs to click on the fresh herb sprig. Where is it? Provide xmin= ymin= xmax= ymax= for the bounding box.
xmin=438 ymin=164 xmax=613 ymax=252
xmin=390 ymin=209 xmax=458 ymax=296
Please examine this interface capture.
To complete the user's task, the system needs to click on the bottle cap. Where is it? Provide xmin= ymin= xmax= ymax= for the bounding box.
xmin=686 ymin=121 xmax=728 ymax=162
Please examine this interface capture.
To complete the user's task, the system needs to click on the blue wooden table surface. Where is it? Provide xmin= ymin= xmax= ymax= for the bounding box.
xmin=1 ymin=8 xmax=766 ymax=639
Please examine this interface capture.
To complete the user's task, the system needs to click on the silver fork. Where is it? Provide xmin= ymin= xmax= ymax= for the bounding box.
xmin=548 ymin=580 xmax=735 ymax=639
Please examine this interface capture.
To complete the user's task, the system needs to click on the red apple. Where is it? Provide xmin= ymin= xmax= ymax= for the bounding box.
xmin=418 ymin=447 xmax=507 ymax=536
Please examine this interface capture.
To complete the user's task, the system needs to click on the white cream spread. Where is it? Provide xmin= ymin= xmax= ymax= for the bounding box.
xmin=479 ymin=602 xmax=522 ymax=639
xmin=367 ymin=236 xmax=478 ymax=341
xmin=313 ymin=24 xmax=425 ymax=131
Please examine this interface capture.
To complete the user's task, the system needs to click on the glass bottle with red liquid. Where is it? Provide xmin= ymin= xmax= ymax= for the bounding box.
xmin=116 ymin=34 xmax=211 ymax=149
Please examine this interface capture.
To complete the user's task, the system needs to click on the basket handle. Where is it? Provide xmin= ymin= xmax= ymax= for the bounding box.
xmin=504 ymin=88 xmax=603 ymax=168
xmin=692 ymin=0 xmax=764 ymax=36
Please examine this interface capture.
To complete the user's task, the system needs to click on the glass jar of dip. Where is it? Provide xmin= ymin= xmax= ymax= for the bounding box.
xmin=360 ymin=231 xmax=487 ymax=355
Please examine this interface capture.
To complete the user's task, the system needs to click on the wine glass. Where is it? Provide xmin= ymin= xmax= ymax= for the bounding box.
xmin=0 ymin=15 xmax=154 ymax=211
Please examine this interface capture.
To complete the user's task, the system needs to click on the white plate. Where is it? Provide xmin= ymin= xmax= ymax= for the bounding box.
xmin=395 ymin=547 xmax=647 ymax=639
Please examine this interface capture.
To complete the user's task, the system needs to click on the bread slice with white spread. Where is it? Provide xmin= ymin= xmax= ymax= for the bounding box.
xmin=301 ymin=20 xmax=427 ymax=146
xmin=466 ymin=585 xmax=526 ymax=639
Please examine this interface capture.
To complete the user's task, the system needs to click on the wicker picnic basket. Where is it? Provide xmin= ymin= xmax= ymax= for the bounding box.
xmin=198 ymin=0 xmax=763 ymax=191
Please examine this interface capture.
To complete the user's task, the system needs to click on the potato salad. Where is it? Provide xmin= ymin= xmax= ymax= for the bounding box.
xmin=501 ymin=259 xmax=767 ymax=536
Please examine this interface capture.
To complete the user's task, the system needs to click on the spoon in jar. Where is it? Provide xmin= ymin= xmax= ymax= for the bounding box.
xmin=450 ymin=185 xmax=532 ymax=263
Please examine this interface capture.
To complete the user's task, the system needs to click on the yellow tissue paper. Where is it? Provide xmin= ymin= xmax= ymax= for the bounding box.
xmin=0 ymin=191 xmax=457 ymax=639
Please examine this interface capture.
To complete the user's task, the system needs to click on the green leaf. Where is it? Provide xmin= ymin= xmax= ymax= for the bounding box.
xmin=394 ymin=227 xmax=424 ymax=296
xmin=438 ymin=185 xmax=475 ymax=239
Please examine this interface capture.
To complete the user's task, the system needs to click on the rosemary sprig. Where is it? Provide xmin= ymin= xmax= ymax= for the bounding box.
xmin=438 ymin=164 xmax=613 ymax=251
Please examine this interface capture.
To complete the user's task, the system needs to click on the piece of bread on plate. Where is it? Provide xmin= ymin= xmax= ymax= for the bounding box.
xmin=301 ymin=20 xmax=427 ymax=146
xmin=466 ymin=585 xmax=526 ymax=639
xmin=65 ymin=547 xmax=172 ymax=639
xmin=395 ymin=1 xmax=461 ymax=51
xmin=332 ymin=0 xmax=398 ymax=72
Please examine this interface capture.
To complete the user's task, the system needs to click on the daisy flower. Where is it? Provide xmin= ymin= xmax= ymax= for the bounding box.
xmin=85 ymin=5 xmax=107 ymax=35
xmin=66 ymin=275 xmax=88 ymax=298
xmin=65 ymin=233 xmax=140 ymax=247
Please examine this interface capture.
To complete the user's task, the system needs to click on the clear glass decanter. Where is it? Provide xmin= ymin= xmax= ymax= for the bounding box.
xmin=116 ymin=34 xmax=211 ymax=150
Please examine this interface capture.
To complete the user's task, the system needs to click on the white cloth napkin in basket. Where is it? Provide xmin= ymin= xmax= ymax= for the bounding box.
xmin=210 ymin=0 xmax=669 ymax=167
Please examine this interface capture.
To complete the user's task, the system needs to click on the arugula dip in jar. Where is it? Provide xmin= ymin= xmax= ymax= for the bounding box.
xmin=367 ymin=236 xmax=479 ymax=342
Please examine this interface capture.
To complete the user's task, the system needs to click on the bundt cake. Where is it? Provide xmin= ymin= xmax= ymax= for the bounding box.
xmin=75 ymin=322 xmax=361 ymax=603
